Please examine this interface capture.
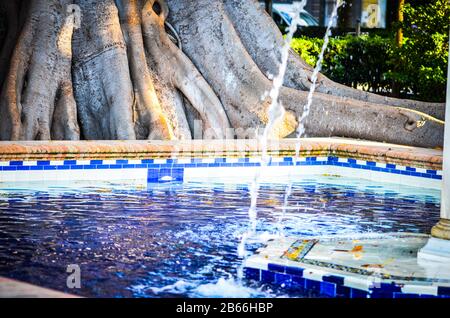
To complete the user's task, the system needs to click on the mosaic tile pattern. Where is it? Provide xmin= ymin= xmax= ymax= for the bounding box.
xmin=0 ymin=156 xmax=443 ymax=183
xmin=245 ymin=233 xmax=450 ymax=299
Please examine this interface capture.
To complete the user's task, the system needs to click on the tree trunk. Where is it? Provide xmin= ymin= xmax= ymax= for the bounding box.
xmin=0 ymin=0 xmax=445 ymax=148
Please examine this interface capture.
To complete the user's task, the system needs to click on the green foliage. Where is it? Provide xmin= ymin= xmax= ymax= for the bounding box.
xmin=291 ymin=35 xmax=394 ymax=94
xmin=291 ymin=0 xmax=449 ymax=102
xmin=389 ymin=0 xmax=449 ymax=102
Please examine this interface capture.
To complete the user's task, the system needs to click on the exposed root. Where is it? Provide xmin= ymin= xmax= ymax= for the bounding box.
xmin=223 ymin=0 xmax=445 ymax=120
xmin=167 ymin=0 xmax=443 ymax=147
xmin=142 ymin=0 xmax=231 ymax=139
xmin=0 ymin=0 xmax=80 ymax=141
xmin=117 ymin=0 xmax=175 ymax=140
xmin=72 ymin=0 xmax=135 ymax=140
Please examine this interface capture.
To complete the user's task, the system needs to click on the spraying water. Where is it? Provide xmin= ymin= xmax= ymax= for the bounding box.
xmin=278 ymin=0 xmax=344 ymax=237
xmin=237 ymin=0 xmax=308 ymax=281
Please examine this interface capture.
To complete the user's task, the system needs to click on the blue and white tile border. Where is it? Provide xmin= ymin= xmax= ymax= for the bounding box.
xmin=0 ymin=156 xmax=442 ymax=188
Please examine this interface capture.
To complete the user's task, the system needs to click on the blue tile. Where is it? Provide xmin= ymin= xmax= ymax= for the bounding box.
xmin=16 ymin=166 xmax=30 ymax=171
xmin=291 ymin=276 xmax=306 ymax=290
xmin=268 ymin=263 xmax=285 ymax=273
xmin=134 ymin=164 xmax=148 ymax=169
xmin=9 ymin=161 xmax=23 ymax=166
xmin=370 ymin=290 xmax=394 ymax=298
xmin=348 ymin=159 xmax=357 ymax=164
xmin=376 ymin=283 xmax=402 ymax=292
xmin=109 ymin=164 xmax=123 ymax=169
xmin=285 ymin=266 xmax=304 ymax=277
xmin=29 ymin=166 xmax=44 ymax=171
xmin=426 ymin=170 xmax=437 ymax=175
xmin=83 ymin=165 xmax=97 ymax=170
xmin=90 ymin=160 xmax=103 ymax=165
xmin=438 ymin=286 xmax=450 ymax=296
xmin=320 ymin=281 xmax=336 ymax=297
xmin=336 ymin=285 xmax=351 ymax=298
xmin=394 ymin=292 xmax=419 ymax=298
xmin=37 ymin=160 xmax=50 ymax=166
xmin=305 ymin=279 xmax=321 ymax=292
xmin=323 ymin=275 xmax=344 ymax=285
xmin=351 ymin=289 xmax=368 ymax=298
xmin=419 ymin=294 xmax=438 ymax=298
xmin=386 ymin=164 xmax=396 ymax=169
xmin=2 ymin=166 xmax=17 ymax=171
xmin=43 ymin=166 xmax=57 ymax=170
xmin=366 ymin=161 xmax=376 ymax=166
xmin=96 ymin=165 xmax=110 ymax=169
xmin=70 ymin=165 xmax=83 ymax=170
xmin=142 ymin=159 xmax=154 ymax=164
xmin=406 ymin=167 xmax=416 ymax=172
xmin=244 ymin=268 xmax=260 ymax=281
xmin=63 ymin=160 xmax=77 ymax=165
xmin=57 ymin=165 xmax=70 ymax=170
xmin=261 ymin=270 xmax=275 ymax=284
xmin=274 ymin=273 xmax=291 ymax=286
xmin=116 ymin=160 xmax=129 ymax=164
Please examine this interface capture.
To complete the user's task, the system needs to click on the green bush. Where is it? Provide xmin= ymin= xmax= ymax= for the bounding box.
xmin=291 ymin=0 xmax=449 ymax=103
xmin=389 ymin=0 xmax=449 ymax=102
xmin=291 ymin=35 xmax=394 ymax=95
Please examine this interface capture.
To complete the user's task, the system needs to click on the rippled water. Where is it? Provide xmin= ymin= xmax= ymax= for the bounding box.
xmin=0 ymin=176 xmax=440 ymax=298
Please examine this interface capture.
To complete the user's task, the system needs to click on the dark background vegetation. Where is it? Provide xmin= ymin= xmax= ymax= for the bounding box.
xmin=291 ymin=0 xmax=449 ymax=102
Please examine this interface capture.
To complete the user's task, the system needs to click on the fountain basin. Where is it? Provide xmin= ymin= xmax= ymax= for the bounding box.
xmin=0 ymin=138 xmax=445 ymax=298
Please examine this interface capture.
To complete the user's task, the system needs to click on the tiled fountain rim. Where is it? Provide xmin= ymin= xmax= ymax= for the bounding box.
xmin=0 ymin=138 xmax=443 ymax=170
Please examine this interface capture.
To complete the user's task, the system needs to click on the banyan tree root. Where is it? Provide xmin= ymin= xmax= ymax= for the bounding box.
xmin=0 ymin=0 xmax=445 ymax=148
xmin=166 ymin=0 xmax=443 ymax=148
xmin=0 ymin=0 xmax=80 ymax=140
xmin=222 ymin=0 xmax=446 ymax=121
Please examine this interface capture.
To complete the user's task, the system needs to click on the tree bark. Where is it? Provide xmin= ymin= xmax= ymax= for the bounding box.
xmin=0 ymin=0 xmax=445 ymax=148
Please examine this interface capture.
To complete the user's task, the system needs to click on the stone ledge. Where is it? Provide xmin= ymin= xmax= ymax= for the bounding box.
xmin=0 ymin=138 xmax=442 ymax=170
xmin=0 ymin=277 xmax=78 ymax=298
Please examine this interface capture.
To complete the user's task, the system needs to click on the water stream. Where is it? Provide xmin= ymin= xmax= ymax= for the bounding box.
xmin=237 ymin=0 xmax=308 ymax=281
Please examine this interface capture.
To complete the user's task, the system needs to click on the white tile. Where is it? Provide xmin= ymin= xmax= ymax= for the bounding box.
xmin=22 ymin=161 xmax=37 ymax=166
xmin=201 ymin=158 xmax=215 ymax=164
xmin=416 ymin=168 xmax=428 ymax=174
xmin=271 ymin=157 xmax=285 ymax=163
xmin=76 ymin=160 xmax=91 ymax=165
xmin=396 ymin=165 xmax=407 ymax=171
xmin=50 ymin=161 xmax=65 ymax=166
xmin=249 ymin=157 xmax=262 ymax=163
xmin=302 ymin=269 xmax=327 ymax=281
xmin=437 ymin=170 xmax=443 ymax=176
xmin=375 ymin=162 xmax=387 ymax=169
xmin=401 ymin=285 xmax=438 ymax=296
xmin=177 ymin=158 xmax=192 ymax=164
xmin=344 ymin=276 xmax=372 ymax=292
xmin=102 ymin=160 xmax=117 ymax=165
xmin=225 ymin=158 xmax=239 ymax=163
xmin=0 ymin=162 xmax=10 ymax=166
xmin=244 ymin=257 xmax=269 ymax=271
xmin=128 ymin=159 xmax=142 ymax=165
xmin=356 ymin=160 xmax=366 ymax=166
xmin=338 ymin=158 xmax=348 ymax=163
xmin=153 ymin=159 xmax=167 ymax=164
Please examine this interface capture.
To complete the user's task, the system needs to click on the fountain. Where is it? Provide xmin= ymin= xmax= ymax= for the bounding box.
xmin=238 ymin=0 xmax=343 ymax=276
xmin=418 ymin=34 xmax=450 ymax=262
